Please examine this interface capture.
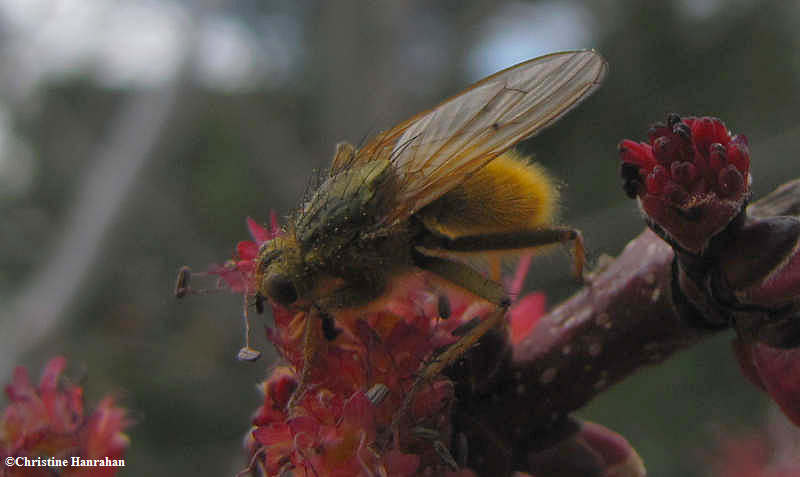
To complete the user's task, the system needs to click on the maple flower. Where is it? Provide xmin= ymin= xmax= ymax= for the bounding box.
xmin=620 ymin=114 xmax=800 ymax=446
xmin=506 ymin=255 xmax=547 ymax=346
xmin=0 ymin=356 xmax=130 ymax=477
xmin=619 ymin=114 xmax=751 ymax=253
xmin=208 ymin=213 xmax=282 ymax=295
xmin=245 ymin=271 xmax=494 ymax=476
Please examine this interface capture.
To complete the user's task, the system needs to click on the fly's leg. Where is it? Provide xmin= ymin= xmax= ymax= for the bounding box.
xmin=408 ymin=225 xmax=589 ymax=388
xmin=287 ymin=282 xmax=384 ymax=413
xmin=287 ymin=307 xmax=323 ymax=412
xmin=489 ymin=256 xmax=502 ymax=282
xmin=375 ymin=251 xmax=510 ymax=451
xmin=411 ymin=249 xmax=511 ymax=376
xmin=419 ymin=226 xmax=588 ymax=280
xmin=418 ymin=297 xmax=510 ymax=379
xmin=378 ymin=227 xmax=588 ymax=450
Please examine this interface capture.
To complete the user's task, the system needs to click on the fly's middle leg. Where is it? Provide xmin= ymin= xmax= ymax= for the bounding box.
xmin=373 ymin=251 xmax=511 ymax=455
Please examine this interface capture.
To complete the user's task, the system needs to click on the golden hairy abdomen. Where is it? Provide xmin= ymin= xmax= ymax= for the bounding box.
xmin=417 ymin=150 xmax=557 ymax=238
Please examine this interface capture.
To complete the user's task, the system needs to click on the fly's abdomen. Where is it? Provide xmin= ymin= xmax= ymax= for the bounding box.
xmin=417 ymin=150 xmax=558 ymax=238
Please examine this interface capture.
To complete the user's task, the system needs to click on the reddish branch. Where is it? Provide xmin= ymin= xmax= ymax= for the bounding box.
xmin=450 ymin=151 xmax=800 ymax=474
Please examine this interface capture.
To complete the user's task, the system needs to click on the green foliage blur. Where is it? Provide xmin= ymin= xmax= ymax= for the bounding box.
xmin=2 ymin=1 xmax=799 ymax=475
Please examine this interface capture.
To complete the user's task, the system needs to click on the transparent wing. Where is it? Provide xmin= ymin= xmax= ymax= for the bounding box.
xmin=347 ymin=49 xmax=608 ymax=224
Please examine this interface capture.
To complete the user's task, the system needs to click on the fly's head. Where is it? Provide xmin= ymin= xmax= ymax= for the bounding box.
xmin=256 ymin=234 xmax=311 ymax=310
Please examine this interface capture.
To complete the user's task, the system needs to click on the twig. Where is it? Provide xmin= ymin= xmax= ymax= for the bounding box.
xmin=450 ymin=178 xmax=800 ymax=475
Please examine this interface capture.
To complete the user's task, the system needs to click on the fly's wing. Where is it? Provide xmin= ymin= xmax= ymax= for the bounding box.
xmin=344 ymin=49 xmax=607 ymax=225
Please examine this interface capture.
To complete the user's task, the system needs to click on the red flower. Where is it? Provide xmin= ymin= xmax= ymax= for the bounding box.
xmin=0 ymin=357 xmax=130 ymax=477
xmin=619 ymin=114 xmax=751 ymax=253
xmin=508 ymin=292 xmax=547 ymax=346
xmin=208 ymin=214 xmax=281 ymax=295
xmin=504 ymin=254 xmax=548 ymax=346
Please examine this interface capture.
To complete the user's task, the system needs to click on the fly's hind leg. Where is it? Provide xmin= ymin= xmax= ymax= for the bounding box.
xmin=411 ymin=224 xmax=591 ymax=384
xmin=420 ymin=226 xmax=588 ymax=281
xmin=380 ymin=225 xmax=588 ymax=449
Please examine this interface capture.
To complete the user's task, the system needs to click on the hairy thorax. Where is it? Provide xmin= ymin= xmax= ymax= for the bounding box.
xmin=259 ymin=158 xmax=416 ymax=310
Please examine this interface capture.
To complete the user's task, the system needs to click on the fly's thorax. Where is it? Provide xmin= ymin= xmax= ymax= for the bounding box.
xmin=257 ymin=157 xmax=406 ymax=309
xmin=294 ymin=158 xmax=397 ymax=252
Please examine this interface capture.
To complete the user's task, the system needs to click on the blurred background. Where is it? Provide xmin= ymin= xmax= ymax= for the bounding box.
xmin=1 ymin=0 xmax=799 ymax=475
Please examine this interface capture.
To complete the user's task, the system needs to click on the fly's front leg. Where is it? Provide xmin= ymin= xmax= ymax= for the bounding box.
xmin=288 ymin=280 xmax=385 ymax=412
xmin=287 ymin=307 xmax=322 ymax=413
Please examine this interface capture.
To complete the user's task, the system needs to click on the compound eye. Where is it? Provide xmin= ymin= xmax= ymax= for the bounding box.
xmin=265 ymin=275 xmax=298 ymax=306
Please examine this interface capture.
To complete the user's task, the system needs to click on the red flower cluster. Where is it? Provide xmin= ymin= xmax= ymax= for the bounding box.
xmin=211 ymin=217 xmax=546 ymax=476
xmin=246 ymin=272 xmax=491 ymax=476
xmin=619 ymin=114 xmax=751 ymax=253
xmin=0 ymin=357 xmax=130 ymax=477
xmin=621 ymin=114 xmax=800 ymax=473
xmin=208 ymin=213 xmax=282 ymax=295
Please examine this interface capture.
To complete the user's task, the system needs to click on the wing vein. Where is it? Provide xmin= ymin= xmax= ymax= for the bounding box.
xmin=340 ymin=50 xmax=607 ymax=225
